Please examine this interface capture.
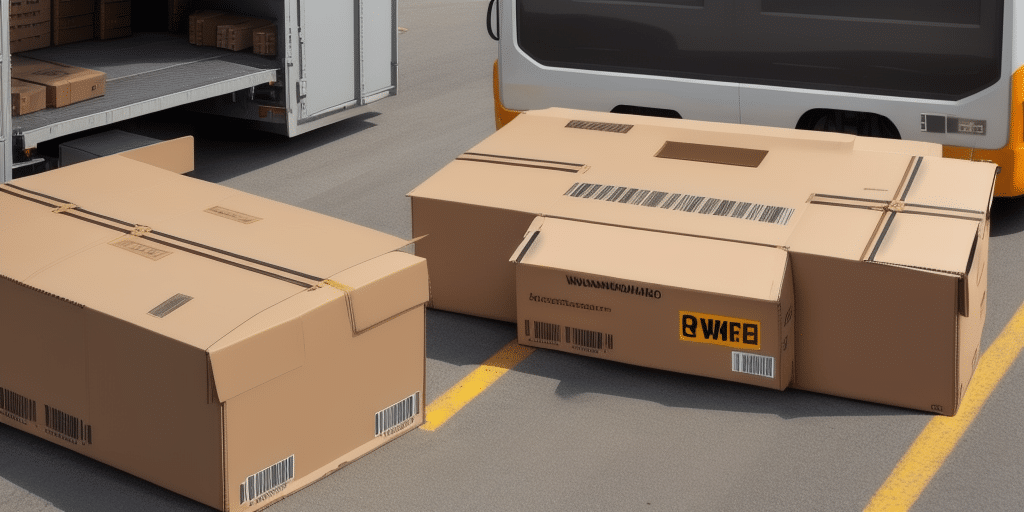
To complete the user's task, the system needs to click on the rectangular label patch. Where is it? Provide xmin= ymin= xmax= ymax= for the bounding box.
xmin=679 ymin=311 xmax=760 ymax=350
xmin=205 ymin=206 xmax=262 ymax=224
xmin=110 ymin=238 xmax=171 ymax=260
xmin=240 ymin=454 xmax=294 ymax=505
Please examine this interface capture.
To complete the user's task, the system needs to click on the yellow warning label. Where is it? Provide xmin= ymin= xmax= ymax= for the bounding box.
xmin=679 ymin=311 xmax=760 ymax=350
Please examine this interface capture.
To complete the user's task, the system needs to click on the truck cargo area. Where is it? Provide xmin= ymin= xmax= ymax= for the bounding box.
xmin=12 ymin=32 xmax=278 ymax=149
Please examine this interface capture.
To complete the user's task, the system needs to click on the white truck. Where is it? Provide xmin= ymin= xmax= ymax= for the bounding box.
xmin=2 ymin=0 xmax=397 ymax=181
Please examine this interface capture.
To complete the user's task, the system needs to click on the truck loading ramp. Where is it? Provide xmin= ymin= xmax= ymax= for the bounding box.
xmin=13 ymin=32 xmax=279 ymax=148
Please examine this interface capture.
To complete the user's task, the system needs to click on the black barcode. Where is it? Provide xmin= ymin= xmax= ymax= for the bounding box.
xmin=240 ymin=454 xmax=295 ymax=504
xmin=532 ymin=320 xmax=562 ymax=342
xmin=566 ymin=120 xmax=633 ymax=133
xmin=0 ymin=387 xmax=37 ymax=423
xmin=375 ymin=392 xmax=420 ymax=437
xmin=564 ymin=182 xmax=795 ymax=226
xmin=44 ymin=405 xmax=92 ymax=445
xmin=567 ymin=327 xmax=613 ymax=350
xmin=732 ymin=352 xmax=775 ymax=378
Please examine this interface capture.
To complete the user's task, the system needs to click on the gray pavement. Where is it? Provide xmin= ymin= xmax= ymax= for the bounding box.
xmin=2 ymin=1 xmax=1023 ymax=511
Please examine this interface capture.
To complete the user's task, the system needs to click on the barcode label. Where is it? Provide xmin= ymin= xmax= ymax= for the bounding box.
xmin=0 ymin=387 xmax=37 ymax=424
xmin=566 ymin=120 xmax=633 ymax=133
xmin=44 ymin=405 xmax=92 ymax=445
xmin=567 ymin=326 xmax=613 ymax=351
xmin=732 ymin=352 xmax=775 ymax=378
xmin=564 ymin=182 xmax=795 ymax=225
xmin=526 ymin=321 xmax=613 ymax=352
xmin=375 ymin=392 xmax=420 ymax=437
xmin=240 ymin=455 xmax=295 ymax=504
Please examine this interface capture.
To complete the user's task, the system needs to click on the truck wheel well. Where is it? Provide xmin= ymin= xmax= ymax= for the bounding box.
xmin=796 ymin=108 xmax=900 ymax=139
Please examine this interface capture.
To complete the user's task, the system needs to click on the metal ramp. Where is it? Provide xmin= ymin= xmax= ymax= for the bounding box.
xmin=14 ymin=32 xmax=279 ymax=148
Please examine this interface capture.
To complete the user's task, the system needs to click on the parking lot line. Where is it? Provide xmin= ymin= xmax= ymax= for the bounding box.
xmin=422 ymin=339 xmax=535 ymax=431
xmin=864 ymin=303 xmax=1024 ymax=511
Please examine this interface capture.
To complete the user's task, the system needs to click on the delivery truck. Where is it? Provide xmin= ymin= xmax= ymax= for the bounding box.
xmin=2 ymin=0 xmax=397 ymax=182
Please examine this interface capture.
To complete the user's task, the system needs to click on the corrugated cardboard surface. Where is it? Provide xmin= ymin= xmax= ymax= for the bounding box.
xmin=253 ymin=24 xmax=277 ymax=56
xmin=11 ymin=78 xmax=46 ymax=116
xmin=514 ymin=217 xmax=794 ymax=390
xmin=0 ymin=139 xmax=429 ymax=511
xmin=409 ymin=107 xmax=996 ymax=414
xmin=216 ymin=18 xmax=272 ymax=51
xmin=11 ymin=55 xmax=105 ymax=107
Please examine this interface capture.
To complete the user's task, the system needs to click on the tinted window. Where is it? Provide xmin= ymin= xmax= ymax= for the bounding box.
xmin=517 ymin=0 xmax=1003 ymax=100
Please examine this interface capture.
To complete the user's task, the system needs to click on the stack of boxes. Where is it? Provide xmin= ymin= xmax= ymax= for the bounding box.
xmin=52 ymin=0 xmax=95 ymax=45
xmin=9 ymin=0 xmax=50 ymax=52
xmin=409 ymin=107 xmax=998 ymax=416
xmin=188 ymin=9 xmax=275 ymax=53
xmin=216 ymin=17 xmax=272 ymax=51
xmin=96 ymin=0 xmax=131 ymax=40
xmin=253 ymin=24 xmax=277 ymax=56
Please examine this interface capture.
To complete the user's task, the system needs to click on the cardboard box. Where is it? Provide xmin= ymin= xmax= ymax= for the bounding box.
xmin=189 ymin=11 xmax=249 ymax=46
xmin=253 ymin=24 xmax=277 ymax=56
xmin=11 ymin=55 xmax=106 ymax=108
xmin=513 ymin=217 xmax=795 ymax=390
xmin=10 ymin=0 xmax=48 ymax=15
xmin=10 ymin=78 xmax=46 ymax=116
xmin=216 ymin=18 xmax=273 ymax=51
xmin=408 ymin=108 xmax=997 ymax=414
xmin=58 ymin=129 xmax=160 ymax=166
xmin=9 ymin=21 xmax=50 ymax=52
xmin=0 ymin=137 xmax=429 ymax=511
xmin=96 ymin=0 xmax=131 ymax=40
xmin=52 ymin=0 xmax=93 ymax=18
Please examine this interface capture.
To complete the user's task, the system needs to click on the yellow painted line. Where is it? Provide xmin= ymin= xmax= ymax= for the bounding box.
xmin=422 ymin=339 xmax=534 ymax=431
xmin=865 ymin=303 xmax=1024 ymax=512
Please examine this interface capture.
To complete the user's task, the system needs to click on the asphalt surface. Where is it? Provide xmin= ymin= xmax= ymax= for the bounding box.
xmin=2 ymin=1 xmax=1024 ymax=511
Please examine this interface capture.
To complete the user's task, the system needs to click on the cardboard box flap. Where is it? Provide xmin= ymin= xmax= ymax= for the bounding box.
xmin=206 ymin=285 xmax=345 ymax=402
xmin=899 ymin=157 xmax=997 ymax=214
xmin=0 ymin=183 xmax=121 ymax=283
xmin=867 ymin=214 xmax=980 ymax=275
xmin=327 ymin=252 xmax=429 ymax=333
xmin=407 ymin=159 xmax=575 ymax=213
xmin=511 ymin=217 xmax=788 ymax=302
xmin=19 ymin=229 xmax=310 ymax=349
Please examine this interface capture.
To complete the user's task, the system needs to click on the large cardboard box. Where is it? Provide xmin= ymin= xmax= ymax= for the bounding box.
xmin=51 ymin=0 xmax=95 ymax=45
xmin=189 ymin=11 xmax=249 ymax=46
xmin=216 ymin=18 xmax=273 ymax=51
xmin=11 ymin=55 xmax=106 ymax=108
xmin=0 ymin=138 xmax=429 ymax=511
xmin=96 ymin=0 xmax=132 ymax=40
xmin=513 ymin=217 xmax=795 ymax=390
xmin=10 ymin=78 xmax=46 ymax=116
xmin=408 ymin=108 xmax=997 ymax=414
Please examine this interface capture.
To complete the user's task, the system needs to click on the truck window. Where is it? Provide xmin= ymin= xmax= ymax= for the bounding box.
xmin=516 ymin=0 xmax=1003 ymax=101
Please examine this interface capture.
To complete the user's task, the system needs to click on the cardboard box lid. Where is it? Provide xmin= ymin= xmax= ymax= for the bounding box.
xmin=11 ymin=55 xmax=106 ymax=90
xmin=511 ymin=217 xmax=788 ymax=302
xmin=0 ymin=140 xmax=424 ymax=402
xmin=410 ymin=108 xmax=933 ymax=248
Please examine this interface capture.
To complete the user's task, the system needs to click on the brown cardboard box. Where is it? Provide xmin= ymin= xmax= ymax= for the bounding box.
xmin=9 ymin=21 xmax=50 ymax=52
xmin=216 ymin=18 xmax=272 ymax=51
xmin=11 ymin=55 xmax=105 ymax=107
xmin=96 ymin=0 xmax=131 ymax=40
xmin=253 ymin=24 xmax=277 ymax=56
xmin=188 ymin=9 xmax=224 ymax=44
xmin=513 ymin=217 xmax=795 ymax=390
xmin=408 ymin=108 xmax=997 ymax=414
xmin=10 ymin=78 xmax=46 ymax=116
xmin=0 ymin=137 xmax=429 ymax=511
xmin=9 ymin=0 xmax=51 ymax=52
xmin=52 ymin=0 xmax=94 ymax=18
xmin=189 ymin=11 xmax=248 ymax=46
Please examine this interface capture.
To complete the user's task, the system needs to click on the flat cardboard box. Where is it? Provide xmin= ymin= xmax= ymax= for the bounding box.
xmin=0 ymin=137 xmax=429 ymax=511
xmin=216 ymin=18 xmax=273 ymax=51
xmin=58 ymin=129 xmax=161 ymax=166
xmin=11 ymin=55 xmax=106 ymax=108
xmin=408 ymin=108 xmax=997 ymax=414
xmin=52 ymin=0 xmax=94 ymax=18
xmin=9 ymin=21 xmax=50 ymax=53
xmin=253 ymin=24 xmax=277 ymax=56
xmin=513 ymin=217 xmax=795 ymax=390
xmin=10 ymin=0 xmax=48 ymax=15
xmin=11 ymin=78 xmax=46 ymax=116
